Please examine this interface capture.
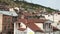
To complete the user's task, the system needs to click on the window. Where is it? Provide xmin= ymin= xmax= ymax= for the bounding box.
xmin=4 ymin=26 xmax=6 ymax=30
xmin=12 ymin=23 xmax=14 ymax=28
xmin=49 ymin=23 xmax=51 ymax=28
xmin=11 ymin=31 xmax=13 ymax=34
xmin=13 ymin=17 xmax=17 ymax=22
xmin=8 ymin=18 xmax=11 ymax=23
xmin=43 ymin=23 xmax=52 ymax=32
xmin=18 ymin=23 xmax=20 ymax=27
xmin=8 ymin=25 xmax=10 ymax=28
xmin=43 ymin=23 xmax=48 ymax=29
xmin=7 ymin=31 xmax=11 ymax=34
xmin=4 ymin=17 xmax=7 ymax=23
xmin=43 ymin=23 xmax=51 ymax=29
xmin=7 ymin=25 xmax=10 ymax=30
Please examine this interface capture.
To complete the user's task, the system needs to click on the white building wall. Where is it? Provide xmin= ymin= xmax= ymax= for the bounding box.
xmin=14 ymin=22 xmax=35 ymax=34
xmin=43 ymin=14 xmax=60 ymax=29
xmin=14 ymin=23 xmax=21 ymax=34
xmin=27 ymin=28 xmax=35 ymax=34
xmin=44 ymin=14 xmax=60 ymax=22
xmin=9 ymin=8 xmax=15 ymax=11
xmin=14 ymin=22 xmax=27 ymax=34
xmin=14 ymin=7 xmax=19 ymax=11
xmin=14 ymin=22 xmax=60 ymax=34
xmin=35 ymin=31 xmax=60 ymax=34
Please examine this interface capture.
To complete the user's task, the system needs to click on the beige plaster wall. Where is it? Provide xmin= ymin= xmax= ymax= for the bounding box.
xmin=0 ymin=14 xmax=3 ymax=32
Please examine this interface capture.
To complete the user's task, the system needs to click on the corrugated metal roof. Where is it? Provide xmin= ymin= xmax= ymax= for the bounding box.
xmin=0 ymin=11 xmax=18 ymax=16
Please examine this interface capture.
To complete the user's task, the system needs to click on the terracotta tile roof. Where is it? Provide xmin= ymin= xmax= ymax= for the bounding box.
xmin=27 ymin=21 xmax=44 ymax=32
xmin=18 ymin=28 xmax=26 ymax=31
xmin=18 ymin=19 xmax=44 ymax=32
xmin=18 ymin=18 xmax=46 ymax=23
xmin=50 ymin=25 xmax=60 ymax=31
xmin=52 ymin=26 xmax=60 ymax=31
xmin=18 ymin=19 xmax=60 ymax=32
xmin=27 ymin=19 xmax=46 ymax=23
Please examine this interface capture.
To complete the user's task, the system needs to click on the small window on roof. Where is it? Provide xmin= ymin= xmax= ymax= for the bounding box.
xmin=18 ymin=23 xmax=20 ymax=27
xmin=43 ymin=23 xmax=52 ymax=32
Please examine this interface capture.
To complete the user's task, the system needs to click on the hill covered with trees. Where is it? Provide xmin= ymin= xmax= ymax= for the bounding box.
xmin=0 ymin=0 xmax=59 ymax=13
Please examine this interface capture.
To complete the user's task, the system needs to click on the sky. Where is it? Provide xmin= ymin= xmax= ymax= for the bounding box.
xmin=25 ymin=0 xmax=60 ymax=10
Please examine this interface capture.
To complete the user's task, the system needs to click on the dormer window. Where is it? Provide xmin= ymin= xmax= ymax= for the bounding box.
xmin=17 ymin=22 xmax=26 ymax=29
xmin=18 ymin=23 xmax=20 ymax=27
xmin=43 ymin=23 xmax=51 ymax=29
xmin=43 ymin=20 xmax=53 ymax=32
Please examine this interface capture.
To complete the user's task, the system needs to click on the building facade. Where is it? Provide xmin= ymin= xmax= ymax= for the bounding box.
xmin=14 ymin=9 xmax=60 ymax=34
xmin=0 ymin=8 xmax=18 ymax=34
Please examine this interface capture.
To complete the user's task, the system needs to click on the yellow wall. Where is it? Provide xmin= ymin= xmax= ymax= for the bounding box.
xmin=0 ymin=14 xmax=3 ymax=32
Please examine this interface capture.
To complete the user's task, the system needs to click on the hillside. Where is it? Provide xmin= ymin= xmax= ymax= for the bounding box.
xmin=0 ymin=0 xmax=59 ymax=13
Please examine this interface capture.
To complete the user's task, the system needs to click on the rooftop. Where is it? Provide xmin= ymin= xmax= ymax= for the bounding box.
xmin=0 ymin=11 xmax=18 ymax=16
xmin=18 ymin=19 xmax=60 ymax=32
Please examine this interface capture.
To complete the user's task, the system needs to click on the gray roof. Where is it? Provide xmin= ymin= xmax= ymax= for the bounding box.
xmin=0 ymin=11 xmax=18 ymax=16
xmin=45 ymin=19 xmax=54 ymax=23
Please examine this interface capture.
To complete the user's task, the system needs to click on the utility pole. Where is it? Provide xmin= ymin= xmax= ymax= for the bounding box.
xmin=53 ymin=12 xmax=55 ymax=34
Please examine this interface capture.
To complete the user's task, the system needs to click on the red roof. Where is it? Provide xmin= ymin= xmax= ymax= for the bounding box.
xmin=18 ymin=19 xmax=44 ymax=32
xmin=18 ymin=28 xmax=26 ymax=31
xmin=17 ymin=19 xmax=60 ymax=32
xmin=52 ymin=26 xmax=60 ymax=31
xmin=27 ymin=19 xmax=46 ymax=23
xmin=27 ymin=21 xmax=44 ymax=32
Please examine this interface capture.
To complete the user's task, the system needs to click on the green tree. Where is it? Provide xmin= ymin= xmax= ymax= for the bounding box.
xmin=46 ymin=8 xmax=54 ymax=13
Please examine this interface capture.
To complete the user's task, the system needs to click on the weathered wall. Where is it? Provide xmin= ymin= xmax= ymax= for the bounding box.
xmin=0 ymin=14 xmax=3 ymax=32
